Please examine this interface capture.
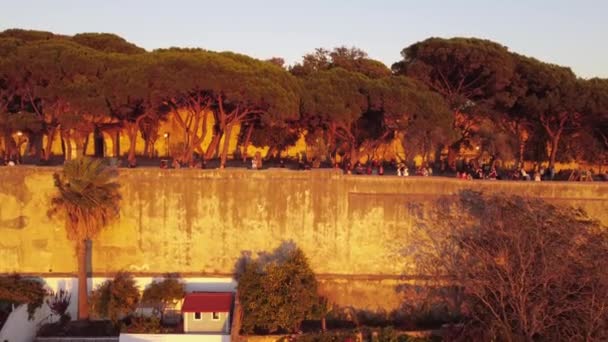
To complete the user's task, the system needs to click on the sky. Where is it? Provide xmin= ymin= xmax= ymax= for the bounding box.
xmin=1 ymin=0 xmax=607 ymax=78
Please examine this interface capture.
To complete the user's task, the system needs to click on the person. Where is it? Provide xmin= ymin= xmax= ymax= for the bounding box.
xmin=488 ymin=167 xmax=497 ymax=180
xmin=355 ymin=162 xmax=364 ymax=175
xmin=534 ymin=172 xmax=541 ymax=181
xmin=521 ymin=167 xmax=530 ymax=180
xmin=280 ymin=160 xmax=285 ymax=168
xmin=254 ymin=151 xmax=263 ymax=169
xmin=397 ymin=164 xmax=404 ymax=176
xmin=251 ymin=158 xmax=257 ymax=170
xmin=366 ymin=163 xmax=373 ymax=175
xmin=172 ymin=159 xmax=181 ymax=169
xmin=378 ymin=164 xmax=384 ymax=176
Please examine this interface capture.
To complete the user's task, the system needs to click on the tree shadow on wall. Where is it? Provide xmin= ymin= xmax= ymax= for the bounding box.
xmin=232 ymin=240 xmax=299 ymax=279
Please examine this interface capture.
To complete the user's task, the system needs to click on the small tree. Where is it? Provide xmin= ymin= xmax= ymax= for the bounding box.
xmin=90 ymin=272 xmax=140 ymax=324
xmin=141 ymin=276 xmax=185 ymax=320
xmin=238 ymin=246 xmax=319 ymax=334
xmin=46 ymin=289 xmax=71 ymax=325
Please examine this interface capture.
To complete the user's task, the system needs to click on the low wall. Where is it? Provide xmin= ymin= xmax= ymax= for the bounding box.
xmin=1 ymin=167 xmax=606 ymax=311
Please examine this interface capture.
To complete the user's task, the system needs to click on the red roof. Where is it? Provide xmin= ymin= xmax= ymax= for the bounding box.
xmin=181 ymin=292 xmax=233 ymax=313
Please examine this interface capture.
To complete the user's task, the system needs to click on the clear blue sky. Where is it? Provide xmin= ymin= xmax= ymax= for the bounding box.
xmin=1 ymin=0 xmax=606 ymax=78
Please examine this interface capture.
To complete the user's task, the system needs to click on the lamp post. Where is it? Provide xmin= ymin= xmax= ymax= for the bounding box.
xmin=164 ymin=132 xmax=170 ymax=157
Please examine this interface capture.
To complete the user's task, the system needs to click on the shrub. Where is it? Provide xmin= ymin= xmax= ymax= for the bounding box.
xmin=90 ymin=272 xmax=140 ymax=323
xmin=0 ymin=275 xmax=46 ymax=319
xmin=238 ymin=245 xmax=320 ymax=334
xmin=141 ymin=275 xmax=184 ymax=319
xmin=122 ymin=315 xmax=165 ymax=333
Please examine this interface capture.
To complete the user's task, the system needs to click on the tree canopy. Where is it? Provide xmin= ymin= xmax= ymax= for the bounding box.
xmin=1 ymin=28 xmax=606 ymax=170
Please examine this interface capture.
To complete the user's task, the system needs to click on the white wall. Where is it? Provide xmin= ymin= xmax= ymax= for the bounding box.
xmin=0 ymin=276 xmax=236 ymax=342
xmin=42 ymin=276 xmax=236 ymax=319
xmin=120 ymin=334 xmax=230 ymax=342
xmin=0 ymin=303 xmax=54 ymax=342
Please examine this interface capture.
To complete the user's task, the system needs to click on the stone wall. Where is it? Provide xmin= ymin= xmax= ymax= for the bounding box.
xmin=1 ymin=167 xmax=606 ymax=311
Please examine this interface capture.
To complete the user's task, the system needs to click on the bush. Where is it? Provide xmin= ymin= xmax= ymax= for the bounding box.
xmin=122 ymin=315 xmax=166 ymax=333
xmin=0 ymin=275 xmax=46 ymax=319
xmin=46 ymin=289 xmax=71 ymax=325
xmin=238 ymin=245 xmax=320 ymax=334
xmin=141 ymin=275 xmax=184 ymax=319
xmin=90 ymin=272 xmax=140 ymax=323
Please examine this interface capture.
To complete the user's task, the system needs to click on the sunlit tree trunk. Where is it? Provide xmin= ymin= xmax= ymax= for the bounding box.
xmin=76 ymin=239 xmax=89 ymax=320
xmin=44 ymin=127 xmax=58 ymax=161
xmin=241 ymin=124 xmax=254 ymax=162
xmin=220 ymin=123 xmax=234 ymax=169
xmin=205 ymin=129 xmax=222 ymax=160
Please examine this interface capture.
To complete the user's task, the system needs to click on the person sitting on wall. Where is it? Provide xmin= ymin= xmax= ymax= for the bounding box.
xmin=355 ymin=162 xmax=364 ymax=175
xmin=520 ymin=167 xmax=530 ymax=180
xmin=378 ymin=164 xmax=384 ymax=176
xmin=172 ymin=159 xmax=181 ymax=169
xmin=488 ymin=167 xmax=498 ymax=180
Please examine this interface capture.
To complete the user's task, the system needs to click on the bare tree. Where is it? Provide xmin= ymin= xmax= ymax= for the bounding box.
xmin=407 ymin=191 xmax=608 ymax=341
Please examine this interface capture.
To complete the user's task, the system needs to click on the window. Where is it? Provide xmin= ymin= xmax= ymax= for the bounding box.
xmin=194 ymin=312 xmax=202 ymax=320
xmin=212 ymin=312 xmax=220 ymax=320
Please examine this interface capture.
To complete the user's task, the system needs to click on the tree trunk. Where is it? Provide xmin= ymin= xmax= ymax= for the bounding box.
xmin=148 ymin=137 xmax=157 ymax=157
xmin=143 ymin=139 xmax=150 ymax=158
xmin=205 ymin=129 xmax=222 ymax=160
xmin=44 ymin=127 xmax=57 ymax=161
xmin=518 ymin=136 xmax=525 ymax=169
xmin=82 ymin=134 xmax=89 ymax=157
xmin=114 ymin=131 xmax=120 ymax=158
xmin=328 ymin=123 xmax=337 ymax=163
xmin=76 ymin=240 xmax=89 ymax=320
xmin=127 ymin=126 xmax=137 ymax=166
xmin=241 ymin=124 xmax=254 ymax=162
xmin=64 ymin=131 xmax=72 ymax=161
xmin=548 ymin=132 xmax=562 ymax=169
xmin=220 ymin=123 xmax=233 ymax=169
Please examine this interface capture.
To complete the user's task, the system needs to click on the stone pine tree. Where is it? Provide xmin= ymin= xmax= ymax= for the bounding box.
xmin=48 ymin=157 xmax=121 ymax=320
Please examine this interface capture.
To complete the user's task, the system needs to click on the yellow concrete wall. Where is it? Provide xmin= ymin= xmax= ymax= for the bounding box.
xmin=0 ymin=167 xmax=606 ymax=311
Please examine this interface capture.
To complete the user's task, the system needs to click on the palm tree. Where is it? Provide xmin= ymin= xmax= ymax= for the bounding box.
xmin=49 ymin=157 xmax=121 ymax=320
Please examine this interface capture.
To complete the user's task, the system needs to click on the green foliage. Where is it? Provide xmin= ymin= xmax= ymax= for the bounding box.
xmin=90 ymin=272 xmax=140 ymax=323
xmin=238 ymin=245 xmax=320 ymax=334
xmin=141 ymin=276 xmax=185 ymax=318
xmin=1 ymin=28 xmax=607 ymax=168
xmin=290 ymin=46 xmax=390 ymax=79
xmin=72 ymin=33 xmax=145 ymax=54
xmin=393 ymin=37 xmax=515 ymax=111
xmin=122 ymin=315 xmax=170 ymax=334
xmin=49 ymin=157 xmax=121 ymax=243
xmin=0 ymin=275 xmax=46 ymax=319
